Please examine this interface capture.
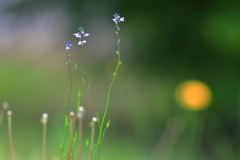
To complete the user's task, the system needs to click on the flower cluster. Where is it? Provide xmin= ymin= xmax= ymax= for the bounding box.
xmin=61 ymin=13 xmax=125 ymax=160
xmin=64 ymin=41 xmax=72 ymax=51
xmin=64 ymin=13 xmax=123 ymax=49
xmin=73 ymin=27 xmax=90 ymax=45
xmin=112 ymin=13 xmax=124 ymax=25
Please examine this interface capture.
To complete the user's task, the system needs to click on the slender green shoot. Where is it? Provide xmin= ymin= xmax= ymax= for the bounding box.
xmin=61 ymin=115 xmax=70 ymax=159
xmin=93 ymin=13 xmax=124 ymax=159
xmin=72 ymin=27 xmax=90 ymax=159
xmin=66 ymin=131 xmax=78 ymax=160
xmin=64 ymin=49 xmax=73 ymax=116
xmin=77 ymin=45 xmax=82 ymax=92
xmin=61 ymin=41 xmax=74 ymax=159
xmin=71 ymin=131 xmax=78 ymax=160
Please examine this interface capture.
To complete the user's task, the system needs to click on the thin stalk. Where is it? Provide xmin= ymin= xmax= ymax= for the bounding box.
xmin=71 ymin=132 xmax=78 ymax=160
xmin=67 ymin=81 xmax=81 ymax=160
xmin=64 ymin=111 xmax=77 ymax=160
xmin=75 ymin=45 xmax=82 ymax=160
xmin=67 ymin=111 xmax=75 ymax=160
xmin=64 ymin=52 xmax=73 ymax=116
xmin=61 ymin=51 xmax=73 ymax=160
xmin=67 ymin=44 xmax=83 ymax=160
xmin=78 ymin=118 xmax=83 ymax=160
xmin=42 ymin=123 xmax=47 ymax=160
xmin=61 ymin=122 xmax=68 ymax=159
xmin=7 ymin=111 xmax=15 ymax=160
xmin=77 ymin=106 xmax=84 ymax=160
xmin=41 ymin=113 xmax=48 ymax=160
xmin=77 ymin=45 xmax=82 ymax=92
xmin=89 ymin=117 xmax=97 ymax=160
xmin=69 ymin=112 xmax=75 ymax=143
xmin=84 ymin=79 xmax=99 ymax=127
xmin=94 ymin=28 xmax=122 ymax=159
xmin=87 ymin=87 xmax=97 ymax=117
xmin=66 ymin=138 xmax=74 ymax=160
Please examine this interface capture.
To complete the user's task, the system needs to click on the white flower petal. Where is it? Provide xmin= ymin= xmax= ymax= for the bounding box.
xmin=120 ymin=17 xmax=124 ymax=22
xmin=73 ymin=33 xmax=81 ymax=38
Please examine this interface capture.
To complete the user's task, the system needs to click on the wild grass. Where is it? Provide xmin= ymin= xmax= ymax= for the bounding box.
xmin=0 ymin=13 xmax=124 ymax=160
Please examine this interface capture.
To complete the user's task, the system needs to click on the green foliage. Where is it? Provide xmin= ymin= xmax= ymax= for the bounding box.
xmin=64 ymin=115 xmax=69 ymax=128
xmin=85 ymin=138 xmax=89 ymax=147
xmin=74 ymin=63 xmax=78 ymax=70
xmin=71 ymin=131 xmax=78 ymax=159
xmin=106 ymin=120 xmax=110 ymax=129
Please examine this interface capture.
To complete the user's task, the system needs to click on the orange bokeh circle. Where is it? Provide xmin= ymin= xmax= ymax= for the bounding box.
xmin=175 ymin=80 xmax=212 ymax=110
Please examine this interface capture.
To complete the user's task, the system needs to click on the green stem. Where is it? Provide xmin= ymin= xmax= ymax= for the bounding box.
xmin=76 ymin=45 xmax=82 ymax=160
xmin=64 ymin=52 xmax=73 ymax=116
xmin=67 ymin=112 xmax=76 ymax=160
xmin=94 ymin=28 xmax=121 ymax=159
xmin=66 ymin=43 xmax=84 ymax=160
xmin=61 ymin=52 xmax=73 ymax=160
xmin=78 ymin=45 xmax=82 ymax=92
xmin=61 ymin=116 xmax=69 ymax=160
xmin=67 ymin=44 xmax=82 ymax=160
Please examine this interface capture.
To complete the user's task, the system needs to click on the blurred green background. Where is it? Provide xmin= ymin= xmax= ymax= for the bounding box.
xmin=0 ymin=0 xmax=240 ymax=159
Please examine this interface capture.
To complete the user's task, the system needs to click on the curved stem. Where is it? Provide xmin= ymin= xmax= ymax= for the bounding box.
xmin=61 ymin=52 xmax=73 ymax=159
xmin=64 ymin=52 xmax=73 ymax=116
xmin=94 ymin=29 xmax=121 ymax=159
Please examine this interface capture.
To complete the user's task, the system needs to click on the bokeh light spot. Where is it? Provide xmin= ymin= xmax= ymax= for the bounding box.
xmin=175 ymin=80 xmax=212 ymax=111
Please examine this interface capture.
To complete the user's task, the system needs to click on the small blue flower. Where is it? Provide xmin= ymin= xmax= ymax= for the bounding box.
xmin=112 ymin=13 xmax=124 ymax=24
xmin=78 ymin=27 xmax=84 ymax=32
xmin=73 ymin=27 xmax=90 ymax=45
xmin=64 ymin=41 xmax=72 ymax=50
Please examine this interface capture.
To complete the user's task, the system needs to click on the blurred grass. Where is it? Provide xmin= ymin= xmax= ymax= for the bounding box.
xmin=0 ymin=59 xmax=239 ymax=160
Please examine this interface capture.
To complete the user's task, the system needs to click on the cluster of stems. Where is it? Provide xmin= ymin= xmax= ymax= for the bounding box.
xmin=61 ymin=13 xmax=124 ymax=160
xmin=0 ymin=13 xmax=124 ymax=160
